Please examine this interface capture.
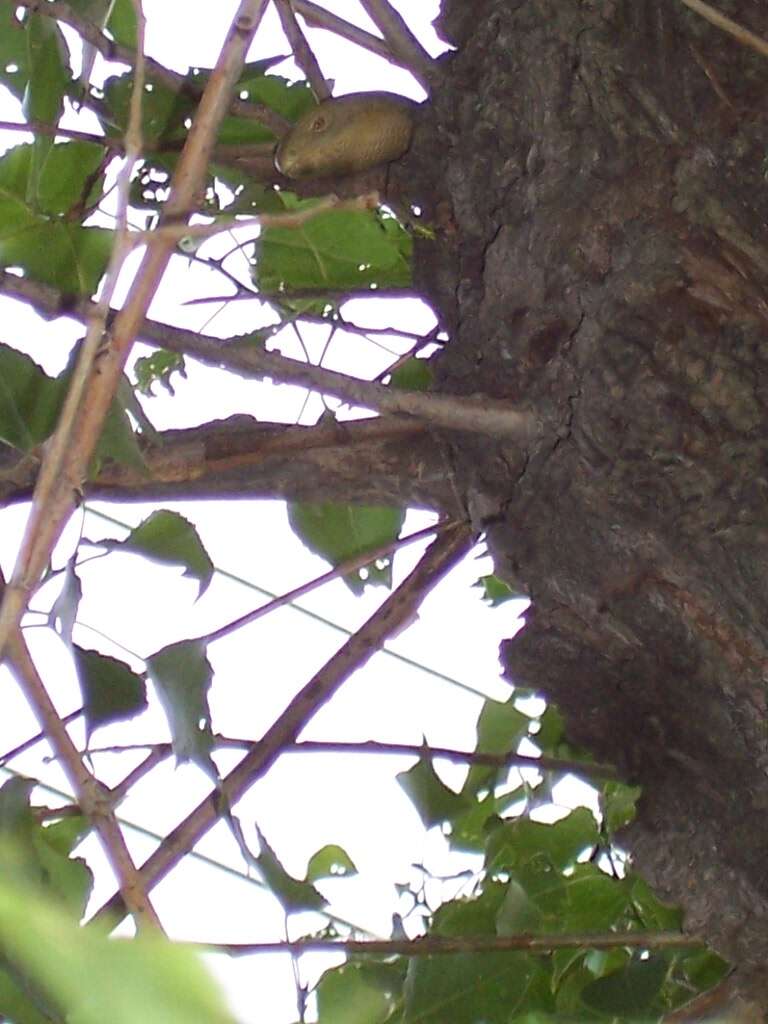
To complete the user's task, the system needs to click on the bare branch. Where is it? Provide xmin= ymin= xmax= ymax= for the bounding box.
xmin=294 ymin=0 xmax=395 ymax=64
xmin=273 ymin=0 xmax=330 ymax=101
xmin=679 ymin=0 xmax=768 ymax=60
xmin=259 ymin=738 xmax=620 ymax=781
xmin=200 ymin=519 xmax=448 ymax=645
xmin=6 ymin=624 xmax=162 ymax=931
xmin=0 ymin=119 xmax=120 ymax=148
xmin=358 ymin=0 xmax=435 ymax=90
xmin=201 ymin=931 xmax=704 ymax=956
xmin=91 ymin=522 xmax=475 ymax=928
xmin=0 ymin=709 xmax=82 ymax=766
xmin=87 ymin=736 xmax=618 ymax=782
xmin=0 ymin=272 xmax=540 ymax=444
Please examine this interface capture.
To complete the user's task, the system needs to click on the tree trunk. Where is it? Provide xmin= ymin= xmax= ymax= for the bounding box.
xmin=397 ymin=0 xmax=768 ymax=1003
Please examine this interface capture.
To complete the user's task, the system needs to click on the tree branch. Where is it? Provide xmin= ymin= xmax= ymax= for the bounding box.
xmin=0 ymin=272 xmax=540 ymax=443
xmin=357 ymin=0 xmax=435 ymax=90
xmin=199 ymin=519 xmax=448 ymax=645
xmin=85 ymin=736 xmax=620 ymax=782
xmin=1 ymin=415 xmax=457 ymax=513
xmin=679 ymin=0 xmax=768 ymax=60
xmin=273 ymin=0 xmax=330 ymax=101
xmin=294 ymin=0 xmax=396 ymax=65
xmin=91 ymin=521 xmax=475 ymax=928
xmin=5 ymin=622 xmax=162 ymax=931
xmin=203 ymin=931 xmax=704 ymax=956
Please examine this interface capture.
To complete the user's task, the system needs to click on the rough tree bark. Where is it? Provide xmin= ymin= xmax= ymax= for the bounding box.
xmin=393 ymin=0 xmax=768 ymax=1010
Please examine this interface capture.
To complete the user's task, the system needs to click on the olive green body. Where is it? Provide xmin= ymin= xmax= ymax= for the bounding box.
xmin=275 ymin=91 xmax=415 ymax=179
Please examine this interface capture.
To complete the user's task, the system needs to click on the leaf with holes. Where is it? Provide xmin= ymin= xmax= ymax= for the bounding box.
xmin=288 ymin=501 xmax=404 ymax=594
xmin=147 ymin=639 xmax=215 ymax=774
xmin=111 ymin=510 xmax=214 ymax=597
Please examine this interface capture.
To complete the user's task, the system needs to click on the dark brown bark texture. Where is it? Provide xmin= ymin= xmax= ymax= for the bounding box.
xmin=396 ymin=0 xmax=768 ymax=994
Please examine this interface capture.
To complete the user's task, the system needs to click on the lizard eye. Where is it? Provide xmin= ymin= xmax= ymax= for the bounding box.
xmin=310 ymin=114 xmax=328 ymax=132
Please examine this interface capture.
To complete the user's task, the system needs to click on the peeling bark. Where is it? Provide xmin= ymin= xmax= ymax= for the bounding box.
xmin=1 ymin=416 xmax=459 ymax=511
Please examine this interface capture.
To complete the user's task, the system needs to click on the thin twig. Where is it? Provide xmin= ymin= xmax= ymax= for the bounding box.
xmin=273 ymin=0 xmax=330 ymax=101
xmin=91 ymin=522 xmax=475 ymax=928
xmin=134 ymin=192 xmax=380 ymax=245
xmin=0 ymin=709 xmax=83 ymax=765
xmin=679 ymin=0 xmax=768 ymax=60
xmin=294 ymin=0 xmax=394 ymax=64
xmin=0 ymin=119 xmax=120 ymax=148
xmin=110 ymin=747 xmax=170 ymax=802
xmin=86 ymin=736 xmax=619 ymax=781
xmin=268 ymin=738 xmax=619 ymax=780
xmin=357 ymin=0 xmax=435 ymax=89
xmin=200 ymin=519 xmax=446 ymax=645
xmin=0 ymin=271 xmax=540 ymax=443
xmin=199 ymin=930 xmax=704 ymax=956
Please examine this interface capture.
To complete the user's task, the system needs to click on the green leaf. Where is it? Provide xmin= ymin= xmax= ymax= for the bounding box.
xmin=306 ymin=844 xmax=358 ymax=881
xmin=97 ymin=391 xmax=147 ymax=472
xmin=101 ymin=71 xmax=192 ymax=145
xmin=463 ymin=696 xmax=530 ymax=798
xmin=601 ymin=780 xmax=641 ymax=835
xmin=403 ymin=952 xmax=537 ymax=1024
xmin=532 ymin=704 xmax=566 ymax=753
xmin=449 ymin=789 xmax=505 ymax=852
xmin=36 ymin=141 xmax=106 ymax=214
xmin=581 ymin=955 xmax=669 ymax=1017
xmin=21 ymin=13 xmax=70 ymax=126
xmin=133 ymin=350 xmax=187 ymax=396
xmin=113 ymin=510 xmax=214 ymax=597
xmin=216 ymin=75 xmax=315 ymax=147
xmin=558 ymin=864 xmax=629 ymax=931
xmin=397 ymin=755 xmax=469 ymax=829
xmin=253 ymin=826 xmax=325 ymax=913
xmin=236 ymin=74 xmax=314 ymax=123
xmin=147 ymin=639 xmax=215 ymax=773
xmin=432 ymin=883 xmax=507 ymax=937
xmin=475 ymin=573 xmax=521 ymax=608
xmin=316 ymin=962 xmax=402 ymax=1024
xmin=679 ymin=949 xmax=729 ymax=992
xmin=0 ymin=778 xmax=92 ymax=917
xmin=0 ymin=342 xmax=66 ymax=450
xmin=72 ymin=645 xmax=148 ymax=737
xmin=106 ymin=0 xmax=138 ymax=47
xmin=389 ymin=358 xmax=432 ymax=392
xmin=0 ymin=875 xmax=237 ymax=1024
xmin=287 ymin=501 xmax=404 ymax=594
xmin=0 ymin=145 xmax=112 ymax=291
xmin=0 ymin=338 xmax=144 ymax=466
xmin=486 ymin=807 xmax=599 ymax=874
xmin=495 ymin=878 xmax=542 ymax=935
xmin=627 ymin=875 xmax=683 ymax=931
xmin=256 ymin=206 xmax=412 ymax=293
xmin=0 ymin=4 xmax=30 ymax=104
